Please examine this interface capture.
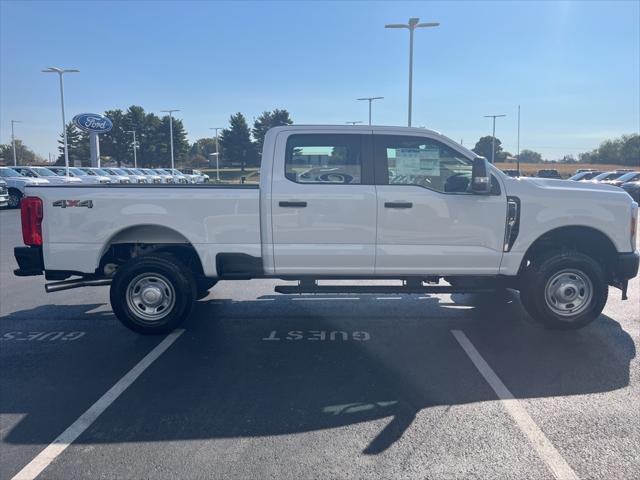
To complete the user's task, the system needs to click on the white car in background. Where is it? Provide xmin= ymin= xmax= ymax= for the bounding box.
xmin=101 ymin=168 xmax=132 ymax=184
xmin=160 ymin=168 xmax=189 ymax=184
xmin=120 ymin=168 xmax=150 ymax=184
xmin=50 ymin=167 xmax=111 ymax=184
xmin=13 ymin=166 xmax=82 ymax=185
xmin=0 ymin=179 xmax=9 ymax=208
xmin=132 ymin=168 xmax=162 ymax=184
xmin=149 ymin=168 xmax=175 ymax=184
xmin=78 ymin=167 xmax=118 ymax=183
xmin=192 ymin=169 xmax=210 ymax=183
xmin=0 ymin=166 xmax=50 ymax=208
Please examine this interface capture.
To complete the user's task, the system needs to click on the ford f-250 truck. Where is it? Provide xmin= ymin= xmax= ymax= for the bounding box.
xmin=13 ymin=126 xmax=639 ymax=334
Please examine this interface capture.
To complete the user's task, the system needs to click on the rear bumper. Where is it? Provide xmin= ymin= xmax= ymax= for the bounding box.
xmin=617 ymin=251 xmax=639 ymax=280
xmin=14 ymin=246 xmax=44 ymax=276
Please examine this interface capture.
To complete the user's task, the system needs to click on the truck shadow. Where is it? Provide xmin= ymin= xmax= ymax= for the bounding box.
xmin=1 ymin=293 xmax=635 ymax=456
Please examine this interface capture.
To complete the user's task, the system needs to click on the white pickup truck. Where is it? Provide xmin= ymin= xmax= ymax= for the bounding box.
xmin=14 ymin=126 xmax=639 ymax=334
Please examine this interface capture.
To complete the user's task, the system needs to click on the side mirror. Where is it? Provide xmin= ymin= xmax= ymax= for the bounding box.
xmin=472 ymin=156 xmax=492 ymax=194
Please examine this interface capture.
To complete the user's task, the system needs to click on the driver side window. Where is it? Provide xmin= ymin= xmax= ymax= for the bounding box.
xmin=375 ymin=135 xmax=472 ymax=193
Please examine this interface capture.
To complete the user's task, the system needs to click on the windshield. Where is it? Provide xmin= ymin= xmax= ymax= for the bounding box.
xmin=70 ymin=168 xmax=88 ymax=176
xmin=92 ymin=168 xmax=108 ymax=175
xmin=616 ymin=172 xmax=640 ymax=183
xmin=0 ymin=168 xmax=22 ymax=177
xmin=113 ymin=168 xmax=128 ymax=175
xmin=593 ymin=172 xmax=623 ymax=181
xmin=32 ymin=167 xmax=58 ymax=177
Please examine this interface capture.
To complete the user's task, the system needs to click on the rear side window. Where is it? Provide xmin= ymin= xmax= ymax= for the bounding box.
xmin=285 ymin=134 xmax=362 ymax=184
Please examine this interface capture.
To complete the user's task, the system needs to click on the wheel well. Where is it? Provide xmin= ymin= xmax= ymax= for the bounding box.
xmin=98 ymin=225 xmax=204 ymax=278
xmin=520 ymin=226 xmax=617 ymax=277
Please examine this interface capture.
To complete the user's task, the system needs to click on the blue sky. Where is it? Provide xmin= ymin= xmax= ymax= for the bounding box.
xmin=1 ymin=0 xmax=638 ymax=160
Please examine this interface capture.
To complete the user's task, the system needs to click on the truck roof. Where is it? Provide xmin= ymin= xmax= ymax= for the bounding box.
xmin=268 ymin=124 xmax=442 ymax=136
xmin=266 ymin=125 xmax=479 ymax=159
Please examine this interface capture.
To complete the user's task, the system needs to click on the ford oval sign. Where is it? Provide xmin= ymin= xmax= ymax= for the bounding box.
xmin=72 ymin=113 xmax=113 ymax=133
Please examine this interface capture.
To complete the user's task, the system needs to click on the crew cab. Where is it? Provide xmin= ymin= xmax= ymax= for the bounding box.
xmin=13 ymin=126 xmax=639 ymax=334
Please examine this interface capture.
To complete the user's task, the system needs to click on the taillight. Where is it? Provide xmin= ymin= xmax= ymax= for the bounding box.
xmin=21 ymin=197 xmax=43 ymax=246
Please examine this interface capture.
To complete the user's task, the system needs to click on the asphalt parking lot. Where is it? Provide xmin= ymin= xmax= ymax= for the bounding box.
xmin=1 ymin=208 xmax=638 ymax=480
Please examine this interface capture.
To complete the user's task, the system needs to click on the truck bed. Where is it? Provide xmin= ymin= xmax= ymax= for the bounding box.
xmin=26 ymin=184 xmax=261 ymax=277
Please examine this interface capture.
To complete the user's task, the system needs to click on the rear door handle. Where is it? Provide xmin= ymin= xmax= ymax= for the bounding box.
xmin=384 ymin=202 xmax=413 ymax=209
xmin=279 ymin=201 xmax=307 ymax=208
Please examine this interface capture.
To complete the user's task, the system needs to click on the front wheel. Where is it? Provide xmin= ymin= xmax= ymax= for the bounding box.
xmin=7 ymin=189 xmax=22 ymax=209
xmin=110 ymin=253 xmax=196 ymax=334
xmin=519 ymin=251 xmax=608 ymax=330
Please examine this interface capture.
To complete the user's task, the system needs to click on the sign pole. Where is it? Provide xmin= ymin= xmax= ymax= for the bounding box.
xmin=89 ymin=132 xmax=100 ymax=167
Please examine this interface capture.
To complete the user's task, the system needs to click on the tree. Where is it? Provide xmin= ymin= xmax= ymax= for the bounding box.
xmin=219 ymin=113 xmax=257 ymax=171
xmin=518 ymin=149 xmax=543 ymax=163
xmin=252 ymin=109 xmax=293 ymax=154
xmin=578 ymin=133 xmax=639 ymax=166
xmin=56 ymin=123 xmax=89 ymax=166
xmin=100 ymin=109 xmax=131 ymax=166
xmin=0 ymin=140 xmax=44 ymax=165
xmin=472 ymin=136 xmax=502 ymax=162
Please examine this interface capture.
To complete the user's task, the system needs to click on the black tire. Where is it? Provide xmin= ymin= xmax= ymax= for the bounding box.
xmin=110 ymin=253 xmax=196 ymax=335
xmin=519 ymin=250 xmax=608 ymax=330
xmin=7 ymin=189 xmax=22 ymax=209
xmin=195 ymin=278 xmax=218 ymax=300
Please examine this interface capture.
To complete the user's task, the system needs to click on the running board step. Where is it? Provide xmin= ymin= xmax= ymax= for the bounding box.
xmin=274 ymin=284 xmax=495 ymax=295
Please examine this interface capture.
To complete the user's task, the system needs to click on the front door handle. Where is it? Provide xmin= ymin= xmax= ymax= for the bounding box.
xmin=279 ymin=201 xmax=307 ymax=208
xmin=384 ymin=201 xmax=413 ymax=209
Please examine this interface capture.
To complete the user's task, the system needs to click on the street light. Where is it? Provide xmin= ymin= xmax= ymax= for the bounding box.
xmin=42 ymin=67 xmax=79 ymax=177
xmin=385 ymin=17 xmax=439 ymax=127
xmin=126 ymin=130 xmax=137 ymax=168
xmin=11 ymin=120 xmax=23 ymax=166
xmin=483 ymin=114 xmax=506 ymax=164
xmin=161 ymin=109 xmax=180 ymax=169
xmin=345 ymin=121 xmax=363 ymax=125
xmin=356 ymin=97 xmax=384 ymax=125
xmin=208 ymin=153 xmax=220 ymax=182
xmin=209 ymin=127 xmax=223 ymax=181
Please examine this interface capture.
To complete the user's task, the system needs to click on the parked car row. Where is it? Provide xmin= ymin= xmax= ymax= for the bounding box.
xmin=569 ymin=169 xmax=639 ymax=201
xmin=0 ymin=166 xmax=210 ymax=208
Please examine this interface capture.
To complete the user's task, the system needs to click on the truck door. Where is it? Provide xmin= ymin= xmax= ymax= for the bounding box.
xmin=373 ymin=133 xmax=506 ymax=275
xmin=270 ymin=131 xmax=377 ymax=275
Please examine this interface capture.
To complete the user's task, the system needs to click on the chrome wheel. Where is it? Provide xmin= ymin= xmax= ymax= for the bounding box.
xmin=126 ymin=273 xmax=175 ymax=324
xmin=544 ymin=269 xmax=593 ymax=318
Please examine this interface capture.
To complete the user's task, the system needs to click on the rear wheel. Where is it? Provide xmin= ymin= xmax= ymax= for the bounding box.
xmin=110 ymin=253 xmax=196 ymax=334
xmin=520 ymin=251 xmax=608 ymax=330
xmin=7 ymin=189 xmax=22 ymax=209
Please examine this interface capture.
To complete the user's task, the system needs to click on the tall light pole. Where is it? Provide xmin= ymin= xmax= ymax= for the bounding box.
xmin=161 ymin=109 xmax=180 ymax=169
xmin=516 ymin=105 xmax=521 ymax=173
xmin=356 ymin=97 xmax=384 ymax=125
xmin=42 ymin=67 xmax=79 ymax=176
xmin=385 ymin=17 xmax=439 ymax=127
xmin=11 ymin=120 xmax=23 ymax=166
xmin=126 ymin=130 xmax=137 ymax=168
xmin=209 ymin=127 xmax=223 ymax=181
xmin=345 ymin=121 xmax=363 ymax=125
xmin=483 ymin=114 xmax=506 ymax=163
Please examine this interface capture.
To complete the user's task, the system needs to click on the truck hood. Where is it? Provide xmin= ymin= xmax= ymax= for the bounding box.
xmin=518 ymin=177 xmax=621 ymax=193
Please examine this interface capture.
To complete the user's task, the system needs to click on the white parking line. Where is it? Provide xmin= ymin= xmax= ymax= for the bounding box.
xmin=11 ymin=329 xmax=185 ymax=480
xmin=291 ymin=297 xmax=360 ymax=301
xmin=451 ymin=330 xmax=578 ymax=480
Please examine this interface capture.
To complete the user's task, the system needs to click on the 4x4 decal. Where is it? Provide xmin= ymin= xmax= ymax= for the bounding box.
xmin=52 ymin=199 xmax=93 ymax=208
